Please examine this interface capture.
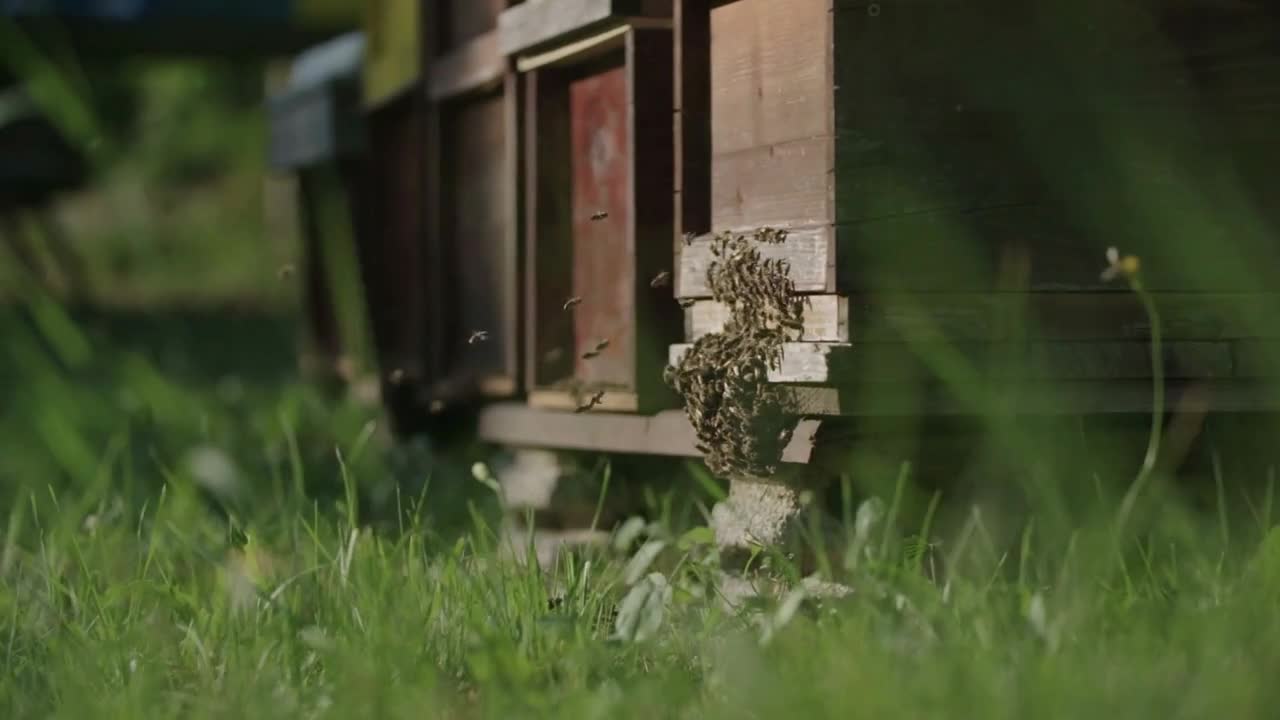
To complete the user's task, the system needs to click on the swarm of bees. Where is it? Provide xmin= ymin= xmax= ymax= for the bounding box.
xmin=663 ymin=228 xmax=800 ymax=477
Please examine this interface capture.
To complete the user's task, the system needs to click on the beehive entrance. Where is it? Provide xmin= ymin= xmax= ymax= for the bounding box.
xmin=665 ymin=229 xmax=803 ymax=477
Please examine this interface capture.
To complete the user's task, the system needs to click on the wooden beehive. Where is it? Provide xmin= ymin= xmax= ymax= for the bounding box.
xmin=503 ymin=0 xmax=683 ymax=413
xmin=424 ymin=0 xmax=522 ymax=402
xmin=671 ymin=0 xmax=1280 ymax=415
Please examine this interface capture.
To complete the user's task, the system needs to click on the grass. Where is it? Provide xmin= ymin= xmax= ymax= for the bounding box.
xmin=4 ymin=283 xmax=1280 ymax=719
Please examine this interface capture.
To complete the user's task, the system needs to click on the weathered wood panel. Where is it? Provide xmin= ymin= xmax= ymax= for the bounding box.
xmin=570 ymin=64 xmax=635 ymax=388
xmin=675 ymin=225 xmax=834 ymax=298
xmin=708 ymin=0 xmax=832 ymax=155
xmin=711 ymin=138 xmax=833 ymax=231
xmin=430 ymin=30 xmax=506 ymax=101
xmin=669 ymin=342 xmax=851 ymax=383
xmin=685 ymin=295 xmax=848 ymax=341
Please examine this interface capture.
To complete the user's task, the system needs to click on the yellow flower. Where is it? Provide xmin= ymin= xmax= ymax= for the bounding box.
xmin=1100 ymin=247 xmax=1141 ymax=282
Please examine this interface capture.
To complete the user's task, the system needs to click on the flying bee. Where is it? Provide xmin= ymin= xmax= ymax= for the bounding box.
xmin=563 ymin=296 xmax=583 ymax=311
xmin=682 ymin=231 xmax=697 ymax=246
xmin=590 ymin=210 xmax=609 ymax=221
xmin=542 ymin=347 xmax=564 ymax=365
xmin=678 ymin=298 xmax=697 ymax=308
xmin=575 ymin=391 xmax=606 ymax=413
xmin=388 ymin=368 xmax=406 ymax=385
xmin=650 ymin=270 xmax=671 ymax=288
xmin=594 ymin=339 xmax=610 ymax=352
xmin=468 ymin=330 xmax=489 ymax=344
xmin=276 ymin=264 xmax=295 ymax=280
xmin=581 ymin=349 xmax=601 ymax=360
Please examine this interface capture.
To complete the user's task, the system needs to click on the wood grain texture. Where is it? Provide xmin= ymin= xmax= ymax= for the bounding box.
xmin=429 ymin=30 xmax=506 ymax=101
xmin=684 ymin=294 xmax=848 ymax=342
xmin=499 ymin=0 xmax=673 ymax=56
xmin=709 ymin=0 xmax=832 ymax=155
xmin=478 ymin=402 xmax=822 ymax=464
xmin=675 ymin=225 xmax=834 ymax=298
xmin=712 ymin=137 xmax=833 ymax=230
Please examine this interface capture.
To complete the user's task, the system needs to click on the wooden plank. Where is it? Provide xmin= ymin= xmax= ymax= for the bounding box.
xmin=685 ymin=295 xmax=848 ymax=342
xmin=709 ymin=0 xmax=832 ymax=155
xmin=478 ymin=402 xmax=822 ymax=464
xmin=498 ymin=0 xmax=673 ymax=56
xmin=675 ymin=225 xmax=834 ymax=298
xmin=669 ymin=342 xmax=852 ymax=383
xmin=429 ymin=30 xmax=506 ymax=101
xmin=711 ymin=137 xmax=833 ymax=231
xmin=668 ymin=340 xmax=1232 ymax=384
xmin=674 ymin=0 xmax=712 ymax=238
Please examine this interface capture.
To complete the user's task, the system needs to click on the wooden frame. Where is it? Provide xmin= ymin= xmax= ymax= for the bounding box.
xmin=518 ymin=23 xmax=680 ymax=413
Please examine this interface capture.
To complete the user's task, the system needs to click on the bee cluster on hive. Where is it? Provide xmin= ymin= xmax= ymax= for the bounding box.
xmin=664 ymin=228 xmax=803 ymax=477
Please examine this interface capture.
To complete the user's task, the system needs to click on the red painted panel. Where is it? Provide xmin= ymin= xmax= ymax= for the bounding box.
xmin=569 ymin=65 xmax=633 ymax=388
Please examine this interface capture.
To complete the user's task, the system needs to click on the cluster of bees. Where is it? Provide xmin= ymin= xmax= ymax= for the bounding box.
xmin=663 ymin=229 xmax=802 ymax=477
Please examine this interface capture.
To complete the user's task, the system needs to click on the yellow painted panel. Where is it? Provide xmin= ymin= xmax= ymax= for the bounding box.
xmin=363 ymin=0 xmax=422 ymax=107
xmin=294 ymin=0 xmax=362 ymax=30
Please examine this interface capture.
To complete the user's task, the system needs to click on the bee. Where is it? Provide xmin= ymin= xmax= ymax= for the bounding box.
xmin=649 ymin=270 xmax=671 ymax=288
xmin=429 ymin=399 xmax=446 ymax=413
xmin=594 ymin=339 xmax=610 ymax=352
xmin=276 ymin=264 xmax=295 ymax=280
xmin=563 ymin=296 xmax=583 ymax=311
xmin=682 ymin=231 xmax=697 ymax=247
xmin=678 ymin=298 xmax=697 ymax=308
xmin=542 ymin=347 xmax=564 ymax=364
xmin=575 ymin=391 xmax=606 ymax=413
xmin=581 ymin=349 xmax=601 ymax=360
xmin=468 ymin=330 xmax=489 ymax=344
xmin=590 ymin=210 xmax=609 ymax=221
xmin=388 ymin=368 xmax=406 ymax=385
